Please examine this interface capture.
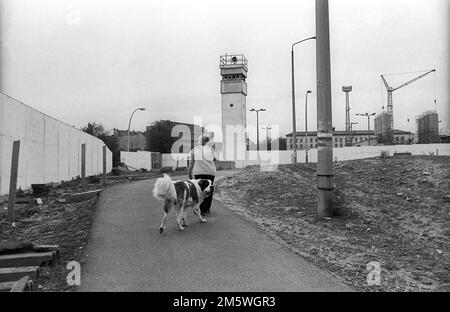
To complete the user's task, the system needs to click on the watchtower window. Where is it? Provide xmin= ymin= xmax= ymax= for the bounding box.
xmin=223 ymin=74 xmax=245 ymax=81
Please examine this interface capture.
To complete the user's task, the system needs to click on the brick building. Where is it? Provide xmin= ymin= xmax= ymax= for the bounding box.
xmin=286 ymin=129 xmax=413 ymax=150
xmin=113 ymin=129 xmax=147 ymax=151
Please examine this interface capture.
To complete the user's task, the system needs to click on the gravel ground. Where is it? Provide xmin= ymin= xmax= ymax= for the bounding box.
xmin=214 ymin=156 xmax=450 ymax=292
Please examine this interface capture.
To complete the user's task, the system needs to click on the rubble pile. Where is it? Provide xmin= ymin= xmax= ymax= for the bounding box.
xmin=0 ymin=176 xmax=118 ymax=291
xmin=0 ymin=169 xmax=188 ymax=291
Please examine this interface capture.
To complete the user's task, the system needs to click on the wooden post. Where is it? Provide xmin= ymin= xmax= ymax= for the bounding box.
xmin=8 ymin=141 xmax=20 ymax=223
xmin=102 ymin=146 xmax=107 ymax=186
xmin=81 ymin=143 xmax=86 ymax=187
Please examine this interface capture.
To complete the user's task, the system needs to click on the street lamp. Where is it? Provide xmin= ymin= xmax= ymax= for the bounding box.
xmin=304 ymin=90 xmax=312 ymax=163
xmin=350 ymin=122 xmax=358 ymax=146
xmin=249 ymin=108 xmax=266 ymax=151
xmin=356 ymin=113 xmax=375 ymax=146
xmin=128 ymin=107 xmax=146 ymax=152
xmin=291 ymin=36 xmax=316 ymax=163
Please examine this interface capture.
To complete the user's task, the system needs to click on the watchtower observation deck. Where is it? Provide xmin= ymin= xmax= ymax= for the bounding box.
xmin=220 ymin=54 xmax=248 ymax=95
xmin=220 ymin=54 xmax=248 ymax=77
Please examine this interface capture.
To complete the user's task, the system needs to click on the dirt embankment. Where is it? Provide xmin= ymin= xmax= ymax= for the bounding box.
xmin=215 ymin=156 xmax=450 ymax=292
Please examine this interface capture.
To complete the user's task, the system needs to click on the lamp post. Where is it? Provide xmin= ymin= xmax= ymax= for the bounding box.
xmin=128 ymin=107 xmax=146 ymax=152
xmin=350 ymin=121 xmax=358 ymax=146
xmin=356 ymin=113 xmax=375 ymax=146
xmin=249 ymin=108 xmax=266 ymax=151
xmin=262 ymin=126 xmax=272 ymax=150
xmin=291 ymin=36 xmax=316 ymax=163
xmin=304 ymin=90 xmax=312 ymax=162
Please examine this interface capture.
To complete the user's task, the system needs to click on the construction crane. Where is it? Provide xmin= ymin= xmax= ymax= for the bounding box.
xmin=381 ymin=69 xmax=436 ymax=131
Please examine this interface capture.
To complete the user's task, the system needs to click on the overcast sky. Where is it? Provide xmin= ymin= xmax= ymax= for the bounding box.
xmin=1 ymin=0 xmax=448 ymax=142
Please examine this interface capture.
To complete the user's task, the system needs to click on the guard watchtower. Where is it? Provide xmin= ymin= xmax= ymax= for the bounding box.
xmin=220 ymin=54 xmax=248 ymax=160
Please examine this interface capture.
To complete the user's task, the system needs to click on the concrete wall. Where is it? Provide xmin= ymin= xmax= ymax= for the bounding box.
xmin=161 ymin=153 xmax=190 ymax=168
xmin=0 ymin=93 xmax=112 ymax=195
xmin=120 ymin=151 xmax=161 ymax=170
xmin=134 ymin=144 xmax=450 ymax=171
xmin=222 ymin=144 xmax=450 ymax=168
xmin=156 ymin=143 xmax=450 ymax=170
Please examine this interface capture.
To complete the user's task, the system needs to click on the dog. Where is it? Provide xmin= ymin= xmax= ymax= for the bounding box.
xmin=153 ymin=174 xmax=213 ymax=233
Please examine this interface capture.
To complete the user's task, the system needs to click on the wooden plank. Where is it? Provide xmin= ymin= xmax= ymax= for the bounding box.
xmin=14 ymin=197 xmax=33 ymax=204
xmin=0 ymin=241 xmax=34 ymax=255
xmin=0 ymin=281 xmax=15 ymax=292
xmin=64 ymin=189 xmax=101 ymax=203
xmin=0 ymin=242 xmax=59 ymax=258
xmin=10 ymin=276 xmax=32 ymax=292
xmin=0 ymin=266 xmax=39 ymax=283
xmin=8 ymin=140 xmax=20 ymax=222
xmin=0 ymin=276 xmax=32 ymax=292
xmin=0 ymin=252 xmax=54 ymax=268
xmin=33 ymin=244 xmax=59 ymax=254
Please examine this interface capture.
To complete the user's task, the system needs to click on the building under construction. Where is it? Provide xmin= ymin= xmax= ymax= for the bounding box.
xmin=374 ymin=112 xmax=393 ymax=144
xmin=378 ymin=69 xmax=436 ymax=145
xmin=416 ymin=111 xmax=440 ymax=144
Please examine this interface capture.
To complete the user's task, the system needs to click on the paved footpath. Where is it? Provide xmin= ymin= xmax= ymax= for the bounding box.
xmin=80 ymin=172 xmax=352 ymax=291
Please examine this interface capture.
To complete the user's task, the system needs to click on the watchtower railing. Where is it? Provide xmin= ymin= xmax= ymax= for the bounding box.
xmin=220 ymin=54 xmax=248 ymax=70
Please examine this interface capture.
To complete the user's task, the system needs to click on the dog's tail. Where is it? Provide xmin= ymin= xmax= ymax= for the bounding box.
xmin=153 ymin=174 xmax=177 ymax=201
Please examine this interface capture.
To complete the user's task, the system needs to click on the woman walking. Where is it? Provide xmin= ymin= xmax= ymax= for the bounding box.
xmin=188 ymin=135 xmax=216 ymax=215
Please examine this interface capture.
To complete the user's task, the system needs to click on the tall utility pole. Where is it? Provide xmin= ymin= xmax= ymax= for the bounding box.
xmin=305 ymin=90 xmax=312 ymax=163
xmin=316 ymin=0 xmax=334 ymax=218
xmin=356 ymin=113 xmax=376 ymax=145
xmin=342 ymin=86 xmax=352 ymax=146
xmin=249 ymin=108 xmax=266 ymax=151
xmin=350 ymin=121 xmax=358 ymax=145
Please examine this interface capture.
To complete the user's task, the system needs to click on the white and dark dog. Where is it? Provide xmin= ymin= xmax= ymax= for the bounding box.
xmin=153 ymin=174 xmax=213 ymax=233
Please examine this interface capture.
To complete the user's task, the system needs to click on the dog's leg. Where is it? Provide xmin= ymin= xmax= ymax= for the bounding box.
xmin=177 ymin=207 xmax=185 ymax=231
xmin=176 ymin=195 xmax=186 ymax=231
xmin=193 ymin=205 xmax=206 ymax=223
xmin=159 ymin=199 xmax=172 ymax=234
xmin=159 ymin=212 xmax=167 ymax=234
xmin=181 ymin=209 xmax=188 ymax=227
